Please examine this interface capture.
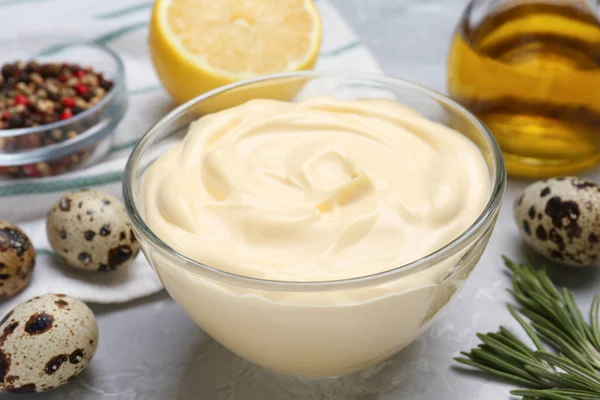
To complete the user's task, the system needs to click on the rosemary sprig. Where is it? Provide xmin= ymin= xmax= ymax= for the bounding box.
xmin=455 ymin=257 xmax=600 ymax=399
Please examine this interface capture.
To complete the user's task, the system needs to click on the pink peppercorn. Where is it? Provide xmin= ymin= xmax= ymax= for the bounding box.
xmin=62 ymin=97 xmax=75 ymax=108
xmin=73 ymin=83 xmax=88 ymax=95
xmin=22 ymin=164 xmax=40 ymax=177
xmin=14 ymin=94 xmax=29 ymax=106
xmin=60 ymin=110 xmax=73 ymax=120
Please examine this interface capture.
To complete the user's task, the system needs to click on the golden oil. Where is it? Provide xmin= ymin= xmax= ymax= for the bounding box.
xmin=448 ymin=1 xmax=600 ymax=178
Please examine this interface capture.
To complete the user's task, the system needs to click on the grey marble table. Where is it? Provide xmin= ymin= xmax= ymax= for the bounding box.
xmin=31 ymin=0 xmax=600 ymax=399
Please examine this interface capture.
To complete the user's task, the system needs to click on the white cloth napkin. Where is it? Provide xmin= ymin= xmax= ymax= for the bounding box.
xmin=0 ymin=0 xmax=382 ymax=313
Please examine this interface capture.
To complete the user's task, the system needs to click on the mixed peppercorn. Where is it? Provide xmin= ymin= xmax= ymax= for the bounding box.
xmin=0 ymin=61 xmax=114 ymax=178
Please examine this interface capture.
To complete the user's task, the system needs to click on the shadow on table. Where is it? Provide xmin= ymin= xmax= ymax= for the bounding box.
xmin=517 ymin=242 xmax=600 ymax=291
xmin=89 ymin=290 xmax=170 ymax=315
xmin=174 ymin=335 xmax=426 ymax=400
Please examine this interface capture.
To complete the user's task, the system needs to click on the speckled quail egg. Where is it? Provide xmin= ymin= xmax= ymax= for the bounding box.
xmin=515 ymin=176 xmax=600 ymax=267
xmin=46 ymin=189 xmax=140 ymax=272
xmin=0 ymin=221 xmax=35 ymax=299
xmin=0 ymin=293 xmax=98 ymax=393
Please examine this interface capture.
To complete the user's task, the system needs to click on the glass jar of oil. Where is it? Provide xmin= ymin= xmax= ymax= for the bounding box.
xmin=448 ymin=0 xmax=600 ymax=178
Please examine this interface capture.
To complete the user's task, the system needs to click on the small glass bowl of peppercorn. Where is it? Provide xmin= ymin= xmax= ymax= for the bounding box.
xmin=0 ymin=40 xmax=127 ymax=178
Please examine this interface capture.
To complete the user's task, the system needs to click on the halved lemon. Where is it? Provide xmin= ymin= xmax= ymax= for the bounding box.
xmin=149 ymin=0 xmax=322 ymax=105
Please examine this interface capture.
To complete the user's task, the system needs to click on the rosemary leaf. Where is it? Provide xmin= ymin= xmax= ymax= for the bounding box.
xmin=530 ymin=291 xmax=567 ymax=322
xmin=521 ymin=310 xmax=580 ymax=350
xmin=541 ymin=389 xmax=600 ymax=399
xmin=562 ymin=289 xmax=589 ymax=339
xmin=535 ymin=268 xmax=562 ymax=300
xmin=536 ymin=353 xmax=600 ymax=391
xmin=524 ymin=364 xmax=587 ymax=391
xmin=530 ymin=323 xmax=594 ymax=370
xmin=476 ymin=333 xmax=539 ymax=365
xmin=507 ymin=305 xmax=545 ymax=352
xmin=489 ymin=330 xmax=538 ymax=358
xmin=548 ymin=301 xmax=589 ymax=349
xmin=469 ymin=348 xmax=545 ymax=383
xmin=454 ymin=357 xmax=547 ymax=388
xmin=509 ymin=288 xmax=546 ymax=314
xmin=590 ymin=295 xmax=600 ymax=350
xmin=562 ymin=289 xmax=600 ymax=366
xmin=456 ymin=257 xmax=600 ymax=400
xmin=511 ymin=389 xmax=598 ymax=400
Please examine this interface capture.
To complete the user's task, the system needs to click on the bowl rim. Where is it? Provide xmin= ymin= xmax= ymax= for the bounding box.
xmin=123 ymin=71 xmax=506 ymax=290
xmin=0 ymin=40 xmax=126 ymax=139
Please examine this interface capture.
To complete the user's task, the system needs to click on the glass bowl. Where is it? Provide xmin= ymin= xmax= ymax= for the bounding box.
xmin=0 ymin=39 xmax=127 ymax=178
xmin=124 ymin=72 xmax=506 ymax=378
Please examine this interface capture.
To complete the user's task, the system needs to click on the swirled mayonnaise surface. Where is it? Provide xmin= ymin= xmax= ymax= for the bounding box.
xmin=141 ymin=96 xmax=490 ymax=281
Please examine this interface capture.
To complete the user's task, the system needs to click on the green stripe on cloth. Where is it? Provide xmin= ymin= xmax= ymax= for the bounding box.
xmin=0 ymin=171 xmax=124 ymax=197
xmin=95 ymin=22 xmax=148 ymax=45
xmin=38 ymin=22 xmax=152 ymax=56
xmin=0 ymin=0 xmax=49 ymax=6
xmin=321 ymin=41 xmax=360 ymax=57
xmin=36 ymin=22 xmax=153 ymax=56
xmin=35 ymin=248 xmax=55 ymax=256
xmin=129 ymin=85 xmax=161 ymax=96
xmin=95 ymin=2 xmax=153 ymax=19
xmin=110 ymin=138 xmax=139 ymax=153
